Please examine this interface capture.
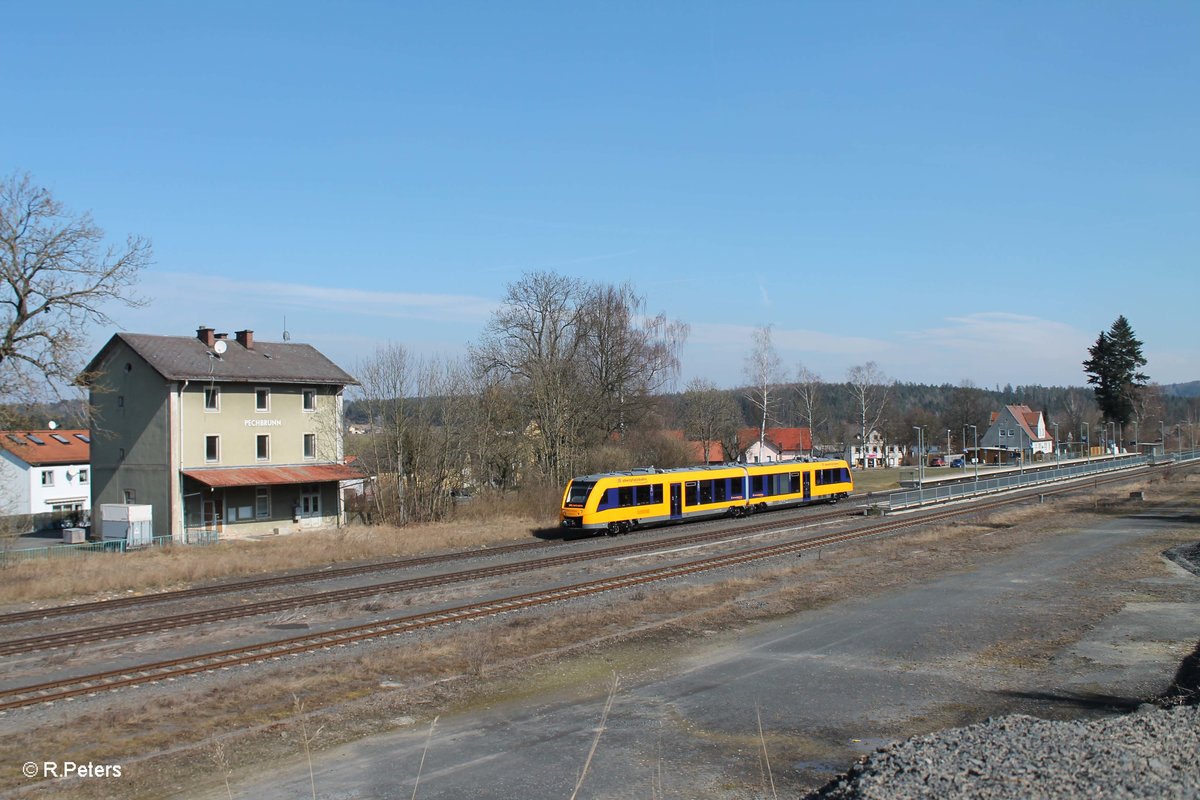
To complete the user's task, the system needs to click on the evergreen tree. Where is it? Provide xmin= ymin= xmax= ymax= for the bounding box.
xmin=1082 ymin=315 xmax=1149 ymax=425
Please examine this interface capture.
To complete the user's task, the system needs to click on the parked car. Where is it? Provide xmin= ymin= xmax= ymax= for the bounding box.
xmin=950 ymin=457 xmax=965 ymax=468
xmin=929 ymin=457 xmax=945 ymax=467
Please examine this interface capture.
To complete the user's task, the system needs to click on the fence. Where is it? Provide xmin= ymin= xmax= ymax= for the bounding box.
xmin=887 ymin=449 xmax=1200 ymax=512
xmin=0 ymin=529 xmax=219 ymax=568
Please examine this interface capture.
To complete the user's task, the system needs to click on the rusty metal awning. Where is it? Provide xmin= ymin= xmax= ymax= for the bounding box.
xmin=182 ymin=464 xmax=365 ymax=488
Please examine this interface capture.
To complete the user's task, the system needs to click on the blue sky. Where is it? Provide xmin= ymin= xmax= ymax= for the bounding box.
xmin=5 ymin=2 xmax=1197 ymax=390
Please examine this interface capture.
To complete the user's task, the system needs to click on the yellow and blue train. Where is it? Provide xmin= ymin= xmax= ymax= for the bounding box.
xmin=560 ymin=459 xmax=853 ymax=534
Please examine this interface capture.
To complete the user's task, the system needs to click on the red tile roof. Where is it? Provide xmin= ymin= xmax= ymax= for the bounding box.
xmin=737 ymin=427 xmax=813 ymax=453
xmin=0 ymin=429 xmax=90 ymax=466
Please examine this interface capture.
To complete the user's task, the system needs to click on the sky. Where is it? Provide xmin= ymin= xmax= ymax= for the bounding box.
xmin=4 ymin=1 xmax=1197 ymax=392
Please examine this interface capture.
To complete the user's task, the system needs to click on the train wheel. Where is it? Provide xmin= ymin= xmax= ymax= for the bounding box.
xmin=607 ymin=523 xmax=620 ymax=536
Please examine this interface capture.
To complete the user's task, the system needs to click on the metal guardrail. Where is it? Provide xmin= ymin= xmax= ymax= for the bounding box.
xmin=0 ymin=530 xmax=219 ymax=568
xmin=886 ymin=449 xmax=1200 ymax=512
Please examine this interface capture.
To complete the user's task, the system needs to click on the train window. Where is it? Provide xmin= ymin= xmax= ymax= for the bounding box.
xmin=790 ymin=472 xmax=801 ymax=494
xmin=730 ymin=477 xmax=744 ymax=500
xmin=685 ymin=482 xmax=698 ymax=506
xmin=566 ymin=481 xmax=594 ymax=506
xmin=750 ymin=475 xmax=764 ymax=496
xmin=597 ymin=489 xmax=618 ymax=510
xmin=618 ymin=487 xmax=634 ymax=507
xmin=636 ymin=484 xmax=660 ymax=506
xmin=699 ymin=481 xmax=713 ymax=504
xmin=840 ymin=468 xmax=851 ymax=483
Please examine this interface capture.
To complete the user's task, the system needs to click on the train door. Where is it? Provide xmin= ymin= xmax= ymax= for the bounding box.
xmin=802 ymin=471 xmax=811 ymax=501
xmin=670 ymin=483 xmax=682 ymax=520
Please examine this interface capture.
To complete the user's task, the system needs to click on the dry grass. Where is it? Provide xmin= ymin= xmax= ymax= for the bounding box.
xmin=0 ymin=515 xmax=551 ymax=606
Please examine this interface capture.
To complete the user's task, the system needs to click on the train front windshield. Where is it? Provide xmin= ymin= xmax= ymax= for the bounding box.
xmin=565 ymin=481 xmax=595 ymax=507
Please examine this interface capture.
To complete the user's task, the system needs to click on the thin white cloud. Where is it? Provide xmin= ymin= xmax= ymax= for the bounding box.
xmin=139 ymin=271 xmax=498 ymax=324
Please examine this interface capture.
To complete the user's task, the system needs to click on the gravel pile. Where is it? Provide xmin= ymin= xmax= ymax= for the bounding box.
xmin=808 ymin=705 xmax=1200 ymax=800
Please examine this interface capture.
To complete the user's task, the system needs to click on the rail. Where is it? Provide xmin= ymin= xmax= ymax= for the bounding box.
xmin=887 ymin=449 xmax=1200 ymax=511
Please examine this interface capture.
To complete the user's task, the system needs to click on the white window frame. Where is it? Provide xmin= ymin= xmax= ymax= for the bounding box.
xmin=303 ymin=432 xmax=317 ymax=460
xmin=256 ymin=434 xmax=270 ymax=462
xmin=204 ymin=385 xmax=221 ymax=412
xmin=79 ymin=468 xmax=89 ymax=485
xmin=302 ymin=388 xmax=316 ymax=412
xmin=205 ymin=434 xmax=221 ymax=463
xmin=255 ymin=387 xmax=271 ymax=412
xmin=41 ymin=470 xmax=54 ymax=487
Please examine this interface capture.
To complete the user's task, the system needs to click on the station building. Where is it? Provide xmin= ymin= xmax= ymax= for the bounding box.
xmin=82 ymin=326 xmax=362 ymax=540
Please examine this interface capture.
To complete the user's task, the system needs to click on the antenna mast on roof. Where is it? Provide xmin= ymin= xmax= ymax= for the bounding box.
xmin=282 ymin=316 xmax=291 ymax=342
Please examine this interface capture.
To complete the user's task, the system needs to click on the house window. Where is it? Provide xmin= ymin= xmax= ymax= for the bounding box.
xmin=79 ymin=468 xmax=89 ymax=484
xmin=41 ymin=470 xmax=54 ymax=486
xmin=303 ymin=433 xmax=316 ymax=460
xmin=204 ymin=386 xmax=220 ymax=411
xmin=302 ymin=388 xmax=316 ymax=412
xmin=256 ymin=486 xmax=271 ymax=519
xmin=256 ymin=434 xmax=270 ymax=461
xmin=205 ymin=435 xmax=220 ymax=462
xmin=123 ymin=489 xmax=136 ymax=503
xmin=255 ymin=387 xmax=271 ymax=412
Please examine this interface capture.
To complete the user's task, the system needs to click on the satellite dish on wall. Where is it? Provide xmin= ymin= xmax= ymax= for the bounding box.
xmin=48 ymin=420 xmax=58 ymax=430
xmin=213 ymin=340 xmax=228 ymax=355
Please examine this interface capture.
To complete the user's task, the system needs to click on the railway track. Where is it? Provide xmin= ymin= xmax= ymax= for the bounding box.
xmin=0 ymin=462 xmax=1171 ymax=711
xmin=0 ymin=501 xmax=871 ymax=629
xmin=0 ymin=506 xmax=856 ymax=655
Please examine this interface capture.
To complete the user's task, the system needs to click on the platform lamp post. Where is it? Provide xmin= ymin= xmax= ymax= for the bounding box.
xmin=1133 ymin=420 xmax=1139 ymax=453
xmin=1108 ymin=422 xmax=1116 ymax=455
xmin=1160 ymin=421 xmax=1166 ymax=457
xmin=1083 ymin=422 xmax=1090 ymax=462
xmin=913 ymin=426 xmax=924 ymax=488
xmin=969 ymin=424 xmax=979 ymax=486
xmin=1052 ymin=422 xmax=1060 ymax=469
xmin=962 ymin=425 xmax=969 ymax=475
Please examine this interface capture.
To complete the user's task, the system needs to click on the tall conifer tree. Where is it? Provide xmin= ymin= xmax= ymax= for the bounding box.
xmin=1082 ymin=315 xmax=1148 ymax=425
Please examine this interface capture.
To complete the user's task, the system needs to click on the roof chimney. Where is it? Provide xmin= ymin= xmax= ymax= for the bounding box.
xmin=197 ymin=326 xmax=215 ymax=347
xmin=236 ymin=329 xmax=254 ymax=350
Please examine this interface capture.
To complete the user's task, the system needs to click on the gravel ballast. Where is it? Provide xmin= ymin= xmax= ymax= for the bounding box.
xmin=808 ymin=705 xmax=1200 ymax=800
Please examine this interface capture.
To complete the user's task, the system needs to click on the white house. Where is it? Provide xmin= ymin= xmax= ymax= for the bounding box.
xmin=0 ymin=429 xmax=92 ymax=529
xmin=845 ymin=429 xmax=903 ymax=468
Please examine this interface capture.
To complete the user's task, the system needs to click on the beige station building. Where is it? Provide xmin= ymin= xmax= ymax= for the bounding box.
xmin=83 ymin=326 xmax=361 ymax=540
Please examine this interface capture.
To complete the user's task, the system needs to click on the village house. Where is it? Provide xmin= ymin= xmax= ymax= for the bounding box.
xmin=977 ymin=404 xmax=1054 ymax=464
xmin=0 ymin=428 xmax=91 ymax=530
xmin=845 ymin=429 xmax=903 ymax=469
xmin=738 ymin=427 xmax=813 ymax=463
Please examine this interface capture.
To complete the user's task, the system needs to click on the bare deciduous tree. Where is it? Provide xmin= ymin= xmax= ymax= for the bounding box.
xmin=794 ymin=363 xmax=823 ymax=448
xmin=846 ymin=361 xmax=892 ymax=468
xmin=682 ymin=377 xmax=739 ymax=463
xmin=743 ymin=325 xmax=784 ymax=454
xmin=471 ymin=271 xmax=588 ymax=486
xmin=1 ymin=173 xmax=151 ymax=401
xmin=579 ymin=281 xmax=687 ymax=437
xmin=472 ymin=271 xmax=687 ymax=485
